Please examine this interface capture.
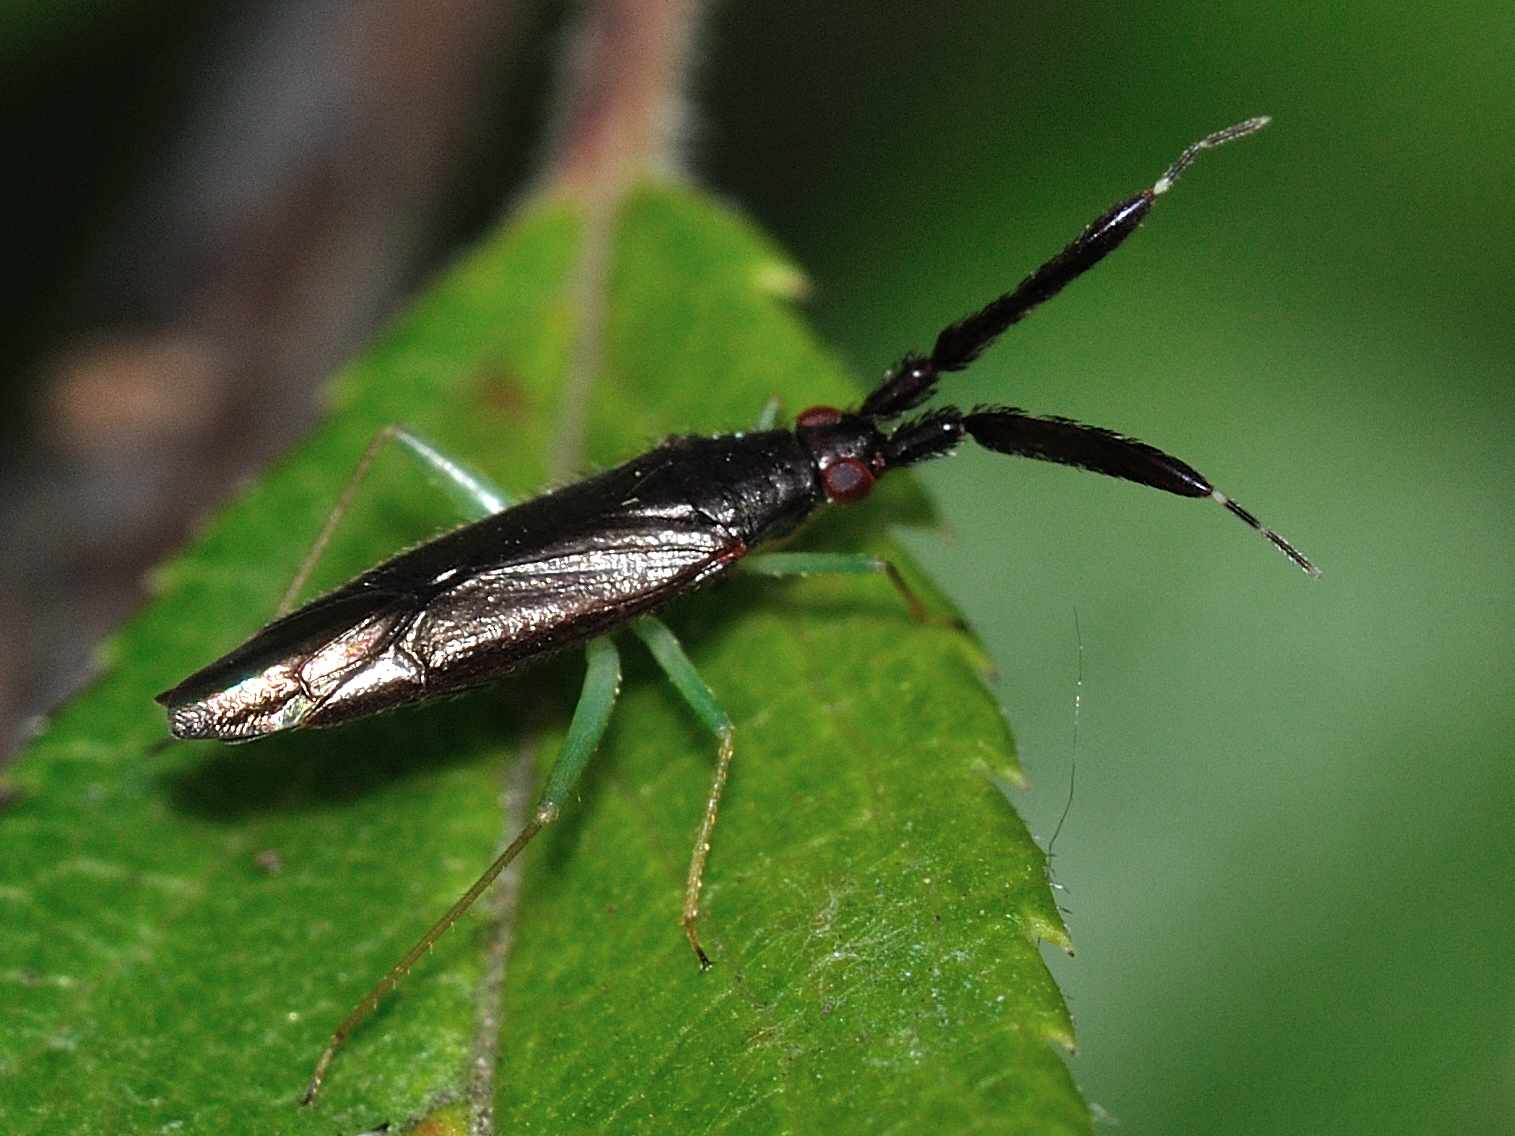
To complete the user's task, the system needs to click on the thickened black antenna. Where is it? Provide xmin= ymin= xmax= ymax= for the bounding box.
xmin=959 ymin=408 xmax=1318 ymax=575
xmin=881 ymin=404 xmax=1319 ymax=576
xmin=869 ymin=116 xmax=1313 ymax=575
xmin=860 ymin=117 xmax=1272 ymax=420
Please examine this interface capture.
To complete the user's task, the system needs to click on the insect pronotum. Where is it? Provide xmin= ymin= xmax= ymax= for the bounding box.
xmin=156 ymin=116 xmax=1316 ymax=1104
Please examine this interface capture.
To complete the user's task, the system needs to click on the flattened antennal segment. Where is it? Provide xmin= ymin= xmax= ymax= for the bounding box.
xmin=958 ymin=407 xmax=1319 ymax=577
xmin=1212 ymin=489 xmax=1321 ymax=577
xmin=860 ymin=117 xmax=1273 ymax=421
xmin=1153 ymin=116 xmax=1271 ymax=196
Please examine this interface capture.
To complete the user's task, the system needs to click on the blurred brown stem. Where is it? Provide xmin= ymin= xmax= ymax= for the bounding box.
xmin=544 ymin=0 xmax=704 ymax=197
xmin=543 ymin=0 xmax=707 ymax=478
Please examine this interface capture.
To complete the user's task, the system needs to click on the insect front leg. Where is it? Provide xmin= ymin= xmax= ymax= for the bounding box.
xmin=630 ymin=616 xmax=735 ymax=970
xmin=302 ymin=636 xmax=622 ymax=1105
xmin=280 ymin=425 xmax=513 ymax=614
xmin=740 ymin=551 xmax=959 ymax=627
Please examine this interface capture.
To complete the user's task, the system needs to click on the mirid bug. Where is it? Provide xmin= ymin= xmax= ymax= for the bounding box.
xmin=157 ymin=116 xmax=1316 ymax=1104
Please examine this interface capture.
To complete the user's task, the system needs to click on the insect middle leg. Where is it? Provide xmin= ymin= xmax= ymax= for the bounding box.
xmin=630 ymin=616 xmax=735 ymax=969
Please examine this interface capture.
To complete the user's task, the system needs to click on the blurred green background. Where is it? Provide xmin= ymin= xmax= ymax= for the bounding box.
xmin=706 ymin=6 xmax=1515 ymax=1133
xmin=5 ymin=2 xmax=1512 ymax=1133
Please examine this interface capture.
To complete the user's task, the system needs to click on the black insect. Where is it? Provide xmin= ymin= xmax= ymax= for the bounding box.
xmin=157 ymin=116 xmax=1315 ymax=1104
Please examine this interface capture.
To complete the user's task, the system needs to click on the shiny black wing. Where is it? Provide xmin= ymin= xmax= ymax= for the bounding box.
xmin=157 ymin=445 xmax=751 ymax=740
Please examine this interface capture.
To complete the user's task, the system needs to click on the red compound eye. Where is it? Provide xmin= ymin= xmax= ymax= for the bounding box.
xmin=796 ymin=405 xmax=843 ymax=428
xmin=821 ymin=457 xmax=875 ymax=503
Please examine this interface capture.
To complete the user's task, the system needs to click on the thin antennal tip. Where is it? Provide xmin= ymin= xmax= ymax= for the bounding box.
xmin=1210 ymin=490 xmax=1321 ymax=577
xmin=1153 ymin=115 xmax=1272 ymax=195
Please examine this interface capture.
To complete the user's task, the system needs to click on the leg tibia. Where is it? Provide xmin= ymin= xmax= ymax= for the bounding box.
xmin=302 ymin=635 xmax=620 ymax=1105
xmin=631 ymin=617 xmax=736 ymax=968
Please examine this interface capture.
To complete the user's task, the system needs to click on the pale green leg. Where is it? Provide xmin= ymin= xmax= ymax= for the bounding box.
xmin=536 ymin=637 xmax=623 ymax=816
xmin=389 ymin=427 xmax=512 ymax=517
xmin=619 ymin=380 xmax=777 ymax=964
xmin=281 ymin=424 xmax=511 ymax=614
xmin=741 ymin=550 xmax=943 ymax=624
xmin=299 ymin=432 xmax=614 ymax=1103
xmin=631 ymin=616 xmax=735 ymax=969
xmin=753 ymin=396 xmax=782 ymax=431
xmin=304 ymin=635 xmax=622 ymax=1105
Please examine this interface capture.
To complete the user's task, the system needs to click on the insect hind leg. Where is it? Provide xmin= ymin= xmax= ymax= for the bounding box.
xmin=631 ymin=616 xmax=735 ymax=970
xmin=302 ymin=635 xmax=622 ymax=1105
xmin=280 ymin=425 xmax=513 ymax=615
xmin=753 ymin=396 xmax=783 ymax=430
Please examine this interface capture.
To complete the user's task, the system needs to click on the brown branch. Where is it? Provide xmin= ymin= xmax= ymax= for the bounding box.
xmin=543 ymin=0 xmax=703 ymax=197
xmin=542 ymin=0 xmax=708 ymax=479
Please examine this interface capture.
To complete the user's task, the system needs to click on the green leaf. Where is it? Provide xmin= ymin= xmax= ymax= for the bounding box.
xmin=1 ymin=184 xmax=1088 ymax=1134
